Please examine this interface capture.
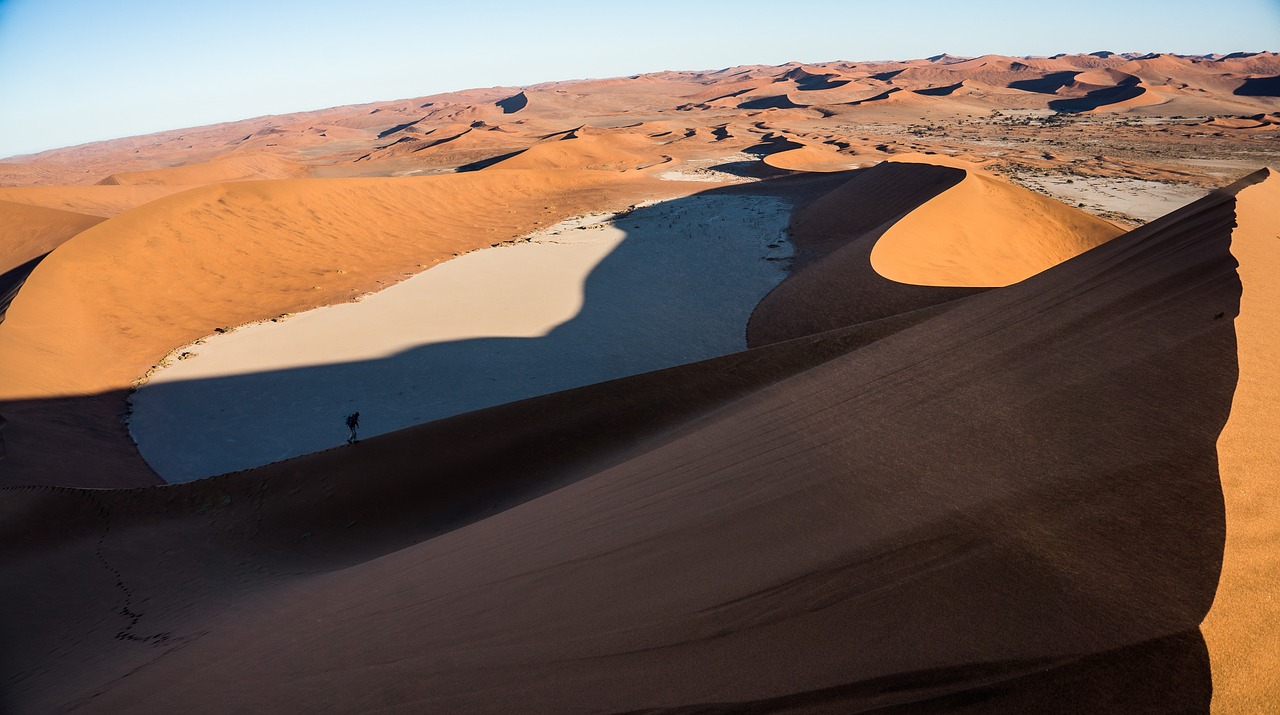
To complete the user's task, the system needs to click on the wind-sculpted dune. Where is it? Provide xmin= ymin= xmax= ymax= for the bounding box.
xmin=0 ymin=161 xmax=1276 ymax=713
xmin=97 ymin=152 xmax=309 ymax=186
xmin=1 ymin=49 xmax=1278 ymax=714
xmin=868 ymin=159 xmax=1124 ymax=286
xmin=0 ymin=169 xmax=699 ymax=487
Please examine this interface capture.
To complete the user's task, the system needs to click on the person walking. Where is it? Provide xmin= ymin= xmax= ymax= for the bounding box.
xmin=345 ymin=411 xmax=361 ymax=444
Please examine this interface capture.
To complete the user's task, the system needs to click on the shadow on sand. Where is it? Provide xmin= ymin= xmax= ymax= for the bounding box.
xmin=1048 ymin=75 xmax=1145 ymax=112
xmin=0 ymin=169 xmax=1241 ymax=712
xmin=128 ymin=181 xmax=803 ymax=480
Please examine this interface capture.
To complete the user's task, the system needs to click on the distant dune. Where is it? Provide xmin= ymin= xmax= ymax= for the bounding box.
xmin=0 ymin=51 xmax=1277 ymax=714
xmin=97 ymin=152 xmax=308 ymax=186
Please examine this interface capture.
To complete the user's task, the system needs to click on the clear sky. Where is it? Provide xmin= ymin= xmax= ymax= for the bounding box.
xmin=1 ymin=0 xmax=1277 ymax=159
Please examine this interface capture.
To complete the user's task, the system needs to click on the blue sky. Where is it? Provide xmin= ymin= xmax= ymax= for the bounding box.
xmin=1 ymin=0 xmax=1277 ymax=159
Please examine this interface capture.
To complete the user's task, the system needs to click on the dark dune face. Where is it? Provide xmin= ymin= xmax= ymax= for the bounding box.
xmin=0 ymin=169 xmax=1254 ymax=713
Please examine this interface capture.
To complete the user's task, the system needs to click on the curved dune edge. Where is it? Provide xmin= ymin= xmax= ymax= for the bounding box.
xmin=489 ymin=128 xmax=668 ymax=172
xmin=0 ymin=200 xmax=104 ymax=275
xmin=1204 ymin=167 xmax=1280 ymax=712
xmin=0 ymin=170 xmax=700 ymax=487
xmin=762 ymin=144 xmax=861 ymax=172
xmin=746 ymin=161 xmax=977 ymax=346
xmin=869 ymin=159 xmax=1124 ymax=287
xmin=0 ymin=170 xmax=1260 ymax=713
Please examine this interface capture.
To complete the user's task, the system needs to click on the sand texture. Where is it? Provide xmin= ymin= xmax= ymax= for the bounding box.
xmin=129 ymin=195 xmax=791 ymax=479
xmin=0 ymin=51 xmax=1278 ymax=713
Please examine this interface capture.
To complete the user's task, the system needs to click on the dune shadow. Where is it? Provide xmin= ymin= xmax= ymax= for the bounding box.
xmin=622 ymin=630 xmax=1211 ymax=714
xmin=454 ymin=151 xmax=523 ymax=171
xmin=495 ymin=91 xmax=529 ymax=113
xmin=913 ymin=83 xmax=965 ymax=97
xmin=0 ymin=253 xmax=48 ymax=323
xmin=375 ymin=119 xmax=422 ymax=139
xmin=794 ymin=76 xmax=850 ymax=91
xmin=1233 ymin=75 xmax=1280 ymax=97
xmin=128 ymin=183 xmax=801 ymax=480
xmin=1008 ymin=70 xmax=1080 ymax=94
xmin=738 ymin=95 xmax=804 ymax=110
xmin=1049 ymin=76 xmax=1144 ymax=112
xmin=0 ymin=171 xmax=1240 ymax=712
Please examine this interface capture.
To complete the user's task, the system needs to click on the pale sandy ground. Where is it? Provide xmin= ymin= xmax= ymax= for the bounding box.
xmin=129 ymin=195 xmax=792 ymax=480
xmin=1017 ymin=175 xmax=1208 ymax=222
xmin=658 ymin=153 xmax=764 ymax=183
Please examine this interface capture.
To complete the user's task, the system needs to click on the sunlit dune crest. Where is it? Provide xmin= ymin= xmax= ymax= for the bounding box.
xmin=0 ymin=51 xmax=1277 ymax=714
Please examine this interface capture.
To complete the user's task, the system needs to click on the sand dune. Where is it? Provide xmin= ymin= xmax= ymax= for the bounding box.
xmin=0 ymin=200 xmax=104 ymax=274
xmin=0 ymin=200 xmax=104 ymax=323
xmin=2 ymin=169 xmax=1270 ymax=713
xmin=762 ymin=143 xmax=861 ymax=172
xmin=748 ymin=162 xmax=979 ymax=346
xmin=1203 ymin=168 xmax=1280 ymax=711
xmin=128 ymin=194 xmax=792 ymax=480
xmin=98 ymin=152 xmax=308 ymax=186
xmin=869 ymin=160 xmax=1124 ymax=286
xmin=1 ymin=50 xmax=1278 ymax=714
xmin=0 ymin=170 xmax=699 ymax=487
xmin=0 ymin=184 xmax=196 ymax=217
xmin=491 ymin=127 xmax=668 ymax=171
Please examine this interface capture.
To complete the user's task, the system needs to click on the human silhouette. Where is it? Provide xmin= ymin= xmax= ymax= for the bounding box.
xmin=345 ymin=411 xmax=360 ymax=444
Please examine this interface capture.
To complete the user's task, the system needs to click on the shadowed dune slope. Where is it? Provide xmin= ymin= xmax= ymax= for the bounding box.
xmin=749 ymin=160 xmax=1013 ymax=346
xmin=0 ymin=170 xmax=694 ymax=487
xmin=1 ymin=170 xmax=1267 ymax=713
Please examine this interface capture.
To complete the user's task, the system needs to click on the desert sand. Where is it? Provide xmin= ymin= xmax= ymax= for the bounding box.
xmin=1 ymin=51 xmax=1278 ymax=714
xmin=130 ymin=195 xmax=791 ymax=480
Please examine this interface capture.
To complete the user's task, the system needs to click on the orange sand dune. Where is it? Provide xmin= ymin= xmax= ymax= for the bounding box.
xmin=0 ymin=201 xmax=104 ymax=322
xmin=0 ymin=184 xmax=196 ymax=217
xmin=2 ymin=169 xmax=1268 ymax=713
xmin=1 ymin=51 xmax=1278 ymax=714
xmin=384 ymin=124 xmax=535 ymax=169
xmin=870 ymin=159 xmax=1122 ymax=286
xmin=0 ymin=201 xmax=103 ymax=275
xmin=1203 ymin=168 xmax=1280 ymax=712
xmin=1072 ymin=67 xmax=1142 ymax=88
xmin=748 ymin=162 xmax=978 ymax=346
xmin=762 ymin=143 xmax=861 ymax=172
xmin=0 ymin=169 xmax=698 ymax=486
xmin=352 ymin=123 xmax=473 ymax=162
xmin=98 ymin=152 xmax=309 ymax=186
xmin=5 ymin=51 xmax=1276 ymax=188
xmin=491 ymin=127 xmax=668 ymax=171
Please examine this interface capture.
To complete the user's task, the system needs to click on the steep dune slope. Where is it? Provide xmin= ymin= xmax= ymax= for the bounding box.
xmin=748 ymin=161 xmax=977 ymax=345
xmin=1 ymin=170 xmax=1266 ymax=713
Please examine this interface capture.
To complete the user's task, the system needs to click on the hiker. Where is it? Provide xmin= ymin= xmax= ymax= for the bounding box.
xmin=345 ymin=411 xmax=360 ymax=444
